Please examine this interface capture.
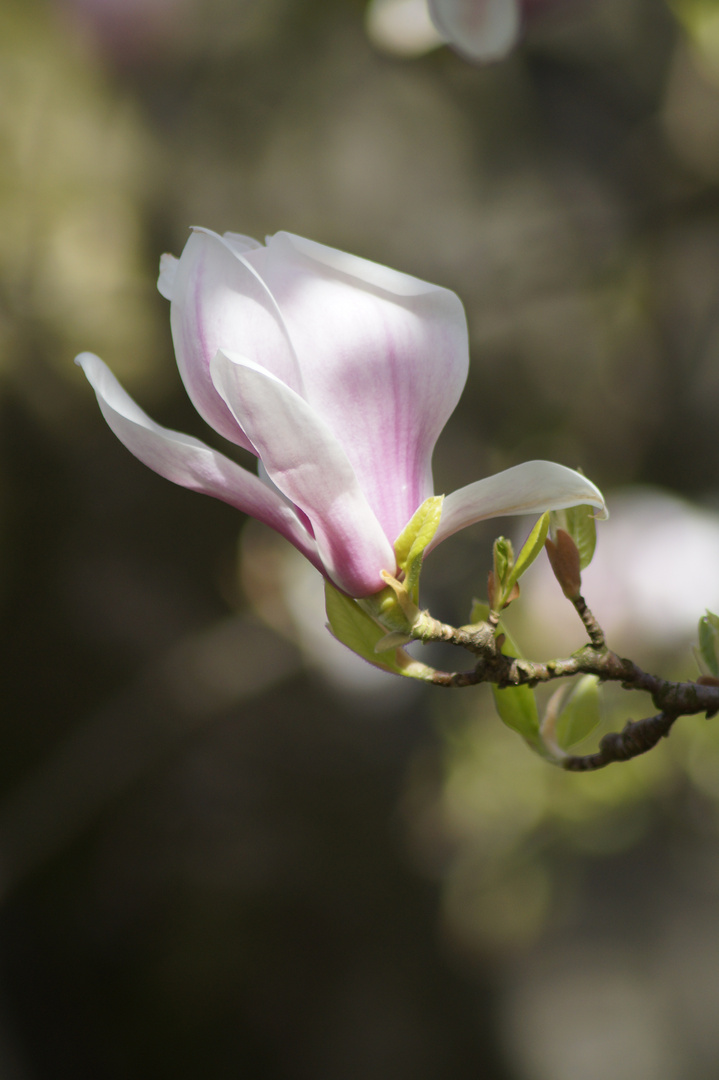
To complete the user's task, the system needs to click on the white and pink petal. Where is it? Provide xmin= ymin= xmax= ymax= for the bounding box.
xmin=250 ymin=231 xmax=470 ymax=541
xmin=210 ymin=349 xmax=397 ymax=597
xmin=76 ymin=352 xmax=323 ymax=571
xmin=168 ymin=228 xmax=301 ymax=451
xmin=427 ymin=460 xmax=606 ymax=553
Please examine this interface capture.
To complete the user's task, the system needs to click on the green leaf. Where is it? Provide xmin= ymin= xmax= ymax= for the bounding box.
xmin=493 ymin=536 xmax=514 ymax=591
xmin=467 ymin=600 xmax=543 ymax=749
xmin=325 ymin=582 xmax=408 ymax=675
xmin=488 ymin=619 xmax=540 ymax=744
xmin=468 ymin=601 xmax=556 ymax=755
xmin=394 ymin=496 xmax=444 ymax=603
xmin=698 ymin=610 xmax=719 ymax=677
xmin=551 ymin=503 xmax=597 ymax=570
xmin=492 ymin=682 xmax=541 ymax=745
xmin=506 ymin=512 xmax=549 ymax=590
xmin=325 ymin=582 xmax=435 ymax=680
xmin=555 ymin=675 xmax=601 ymax=750
xmin=394 ymin=496 xmax=444 ymax=570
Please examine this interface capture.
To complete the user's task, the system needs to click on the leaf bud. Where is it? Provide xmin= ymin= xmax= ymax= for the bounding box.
xmin=545 ymin=529 xmax=582 ymax=600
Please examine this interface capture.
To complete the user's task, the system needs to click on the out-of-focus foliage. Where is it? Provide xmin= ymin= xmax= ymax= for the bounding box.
xmin=697 ymin=609 xmax=719 ymax=676
xmin=0 ymin=0 xmax=164 ymax=402
xmin=553 ymin=674 xmax=602 ymax=750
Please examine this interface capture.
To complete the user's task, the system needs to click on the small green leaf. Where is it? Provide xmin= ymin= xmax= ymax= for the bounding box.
xmin=468 ymin=601 xmax=552 ymax=755
xmin=325 ymin=582 xmax=434 ymax=680
xmin=493 ymin=536 xmax=514 ymax=591
xmin=698 ymin=610 xmax=719 ymax=677
xmin=551 ymin=503 xmax=597 ymax=570
xmin=488 ymin=620 xmax=538 ymax=742
xmin=394 ymin=496 xmax=444 ymax=603
xmin=492 ymin=682 xmax=541 ymax=744
xmin=555 ymin=675 xmax=601 ymax=750
xmin=394 ymin=496 xmax=444 ymax=570
xmin=325 ymin=582 xmax=407 ymax=675
xmin=506 ymin=512 xmax=550 ymax=591
xmin=473 ymin=608 xmax=543 ymax=749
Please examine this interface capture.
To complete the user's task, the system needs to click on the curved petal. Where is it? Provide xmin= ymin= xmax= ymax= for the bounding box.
xmin=75 ymin=353 xmax=323 ymax=570
xmin=261 ymin=232 xmax=455 ymax=298
xmin=428 ymin=0 xmax=520 ymax=61
xmin=211 ymin=350 xmax=397 ymax=597
xmin=427 ymin=461 xmax=607 ymax=553
xmin=168 ymin=228 xmax=301 ymax=450
xmin=250 ymin=231 xmax=470 ymax=542
xmin=157 ymin=253 xmax=178 ymax=301
xmin=222 ymin=232 xmax=263 ymax=255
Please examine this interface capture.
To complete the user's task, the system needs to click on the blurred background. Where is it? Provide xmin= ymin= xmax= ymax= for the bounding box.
xmin=3 ymin=0 xmax=719 ymax=1075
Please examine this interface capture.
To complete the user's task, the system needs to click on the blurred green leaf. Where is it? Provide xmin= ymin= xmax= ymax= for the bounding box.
xmin=468 ymin=601 xmax=544 ymax=751
xmin=698 ymin=610 xmax=719 ymax=677
xmin=492 ymin=682 xmax=541 ymax=746
xmin=555 ymin=675 xmax=601 ymax=750
xmin=490 ymin=621 xmax=541 ymax=746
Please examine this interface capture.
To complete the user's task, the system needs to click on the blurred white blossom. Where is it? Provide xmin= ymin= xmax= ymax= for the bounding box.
xmin=520 ymin=489 xmax=719 ymax=661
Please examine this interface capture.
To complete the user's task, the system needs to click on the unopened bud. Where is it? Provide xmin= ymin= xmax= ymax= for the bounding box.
xmin=545 ymin=529 xmax=582 ymax=600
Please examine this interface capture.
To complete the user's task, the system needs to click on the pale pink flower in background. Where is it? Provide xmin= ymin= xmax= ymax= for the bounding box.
xmin=429 ymin=0 xmax=584 ymax=60
xmin=429 ymin=0 xmax=522 ymax=60
xmin=77 ymin=228 xmax=605 ymax=599
xmin=519 ymin=489 xmax=719 ymax=660
xmin=367 ymin=0 xmax=583 ymax=62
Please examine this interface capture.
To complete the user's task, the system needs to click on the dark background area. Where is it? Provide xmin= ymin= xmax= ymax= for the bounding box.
xmin=2 ymin=0 xmax=719 ymax=1076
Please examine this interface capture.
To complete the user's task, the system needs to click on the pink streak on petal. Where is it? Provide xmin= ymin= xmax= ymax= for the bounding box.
xmin=211 ymin=350 xmax=397 ymax=597
xmin=254 ymin=232 xmax=469 ymax=543
xmin=169 ymin=228 xmax=301 ymax=450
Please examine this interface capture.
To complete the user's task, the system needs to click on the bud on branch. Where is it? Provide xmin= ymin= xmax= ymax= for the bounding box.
xmin=545 ymin=529 xmax=582 ymax=600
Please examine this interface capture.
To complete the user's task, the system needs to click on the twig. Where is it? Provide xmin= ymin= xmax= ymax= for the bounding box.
xmin=409 ymin=592 xmax=719 ymax=771
xmin=563 ymin=712 xmax=676 ymax=771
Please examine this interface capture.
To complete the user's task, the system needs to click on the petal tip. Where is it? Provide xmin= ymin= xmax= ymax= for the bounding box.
xmin=157 ymin=253 xmax=178 ymax=301
xmin=75 ymin=351 xmax=99 ymax=371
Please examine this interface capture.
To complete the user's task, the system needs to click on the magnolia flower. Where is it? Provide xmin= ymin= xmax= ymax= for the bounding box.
xmin=77 ymin=228 xmax=605 ymax=599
